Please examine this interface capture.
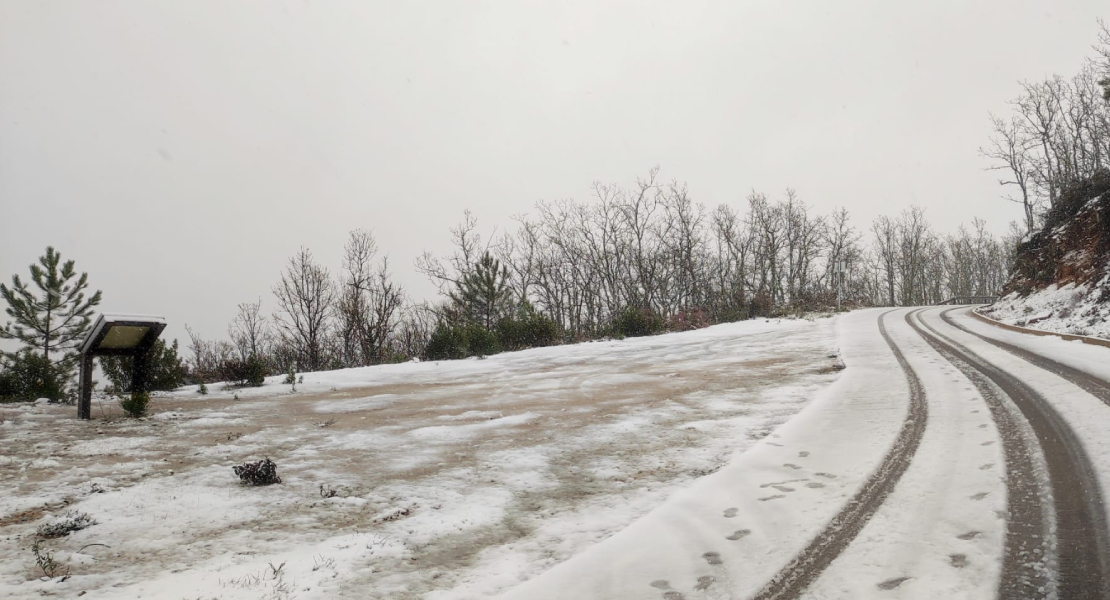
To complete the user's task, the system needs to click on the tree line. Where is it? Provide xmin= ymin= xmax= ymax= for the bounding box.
xmin=0 ymin=174 xmax=1017 ymax=403
xmin=178 ymin=170 xmax=1014 ymax=382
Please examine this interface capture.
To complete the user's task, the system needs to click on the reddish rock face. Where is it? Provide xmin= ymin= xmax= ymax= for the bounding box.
xmin=1008 ymin=170 xmax=1110 ymax=297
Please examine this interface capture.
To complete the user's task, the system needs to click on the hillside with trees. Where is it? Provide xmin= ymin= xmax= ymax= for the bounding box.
xmin=979 ymin=21 xmax=1110 ymax=338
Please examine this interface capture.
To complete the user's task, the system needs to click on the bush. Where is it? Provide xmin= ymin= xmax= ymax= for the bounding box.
xmin=610 ymin=306 xmax=665 ymax=338
xmin=233 ymin=458 xmax=282 ymax=486
xmin=37 ymin=511 xmax=96 ymax=539
xmin=100 ymin=339 xmax=186 ymax=393
xmin=215 ymin=354 xmax=268 ymax=388
xmin=747 ymin=292 xmax=775 ymax=318
xmin=424 ymin=320 xmax=510 ymax=360
xmin=667 ymin=308 xmax=711 ymax=332
xmin=495 ymin=303 xmax=561 ymax=350
xmin=425 ymin=324 xmax=469 ymax=360
xmin=464 ymin=323 xmax=500 ymax=356
xmin=0 ymin=350 xmax=66 ymax=403
xmin=243 ymin=355 xmax=267 ymax=387
xmin=119 ymin=391 xmax=150 ymax=418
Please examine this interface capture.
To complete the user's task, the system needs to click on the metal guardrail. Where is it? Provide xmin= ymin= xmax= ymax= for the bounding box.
xmin=939 ymin=295 xmax=998 ymax=305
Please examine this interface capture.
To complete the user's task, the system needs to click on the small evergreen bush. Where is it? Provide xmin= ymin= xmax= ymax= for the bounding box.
xmin=464 ymin=323 xmax=500 ymax=356
xmin=610 ymin=306 xmax=665 ymax=338
xmin=197 ymin=382 xmax=208 ymax=395
xmin=0 ymin=350 xmax=66 ymax=403
xmin=100 ymin=339 xmax=186 ymax=393
xmin=244 ymin=355 xmax=267 ymax=387
xmin=495 ymin=303 xmax=561 ymax=350
xmin=120 ymin=391 xmax=150 ymax=418
xmin=424 ymin=324 xmax=469 ymax=360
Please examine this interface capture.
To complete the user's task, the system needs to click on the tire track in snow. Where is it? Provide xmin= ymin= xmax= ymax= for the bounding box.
xmin=750 ymin=309 xmax=928 ymax=600
xmin=942 ymin=307 xmax=1110 ymax=405
xmin=914 ymin=307 xmax=1110 ymax=599
xmin=905 ymin=309 xmax=1054 ymax=598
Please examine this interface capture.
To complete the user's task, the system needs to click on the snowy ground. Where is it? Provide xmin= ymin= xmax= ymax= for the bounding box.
xmin=981 ymin=278 xmax=1110 ymax=340
xmin=7 ymin=307 xmax=1110 ymax=599
xmin=0 ymin=317 xmax=841 ymax=599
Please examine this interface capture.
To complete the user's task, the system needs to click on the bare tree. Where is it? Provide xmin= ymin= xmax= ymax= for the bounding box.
xmin=982 ymin=115 xmax=1036 ymax=233
xmin=871 ymin=216 xmax=899 ymax=306
xmin=229 ymin=298 xmax=271 ymax=362
xmin=273 ymin=247 xmax=335 ymax=372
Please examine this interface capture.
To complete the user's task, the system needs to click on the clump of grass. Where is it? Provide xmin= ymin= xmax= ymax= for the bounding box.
xmin=37 ymin=511 xmax=96 ymax=539
xmin=31 ymin=540 xmax=64 ymax=578
xmin=233 ymin=458 xmax=282 ymax=486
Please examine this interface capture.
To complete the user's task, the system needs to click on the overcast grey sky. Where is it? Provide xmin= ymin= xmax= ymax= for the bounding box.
xmin=1 ymin=0 xmax=1107 ymax=346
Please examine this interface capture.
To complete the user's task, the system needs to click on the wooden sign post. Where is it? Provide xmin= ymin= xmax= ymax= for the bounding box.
xmin=78 ymin=314 xmax=167 ymax=420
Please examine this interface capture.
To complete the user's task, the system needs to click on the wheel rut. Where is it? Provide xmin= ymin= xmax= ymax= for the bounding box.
xmin=913 ymin=308 xmax=1110 ymax=599
xmin=943 ymin=307 xmax=1110 ymax=405
xmin=750 ymin=310 xmax=928 ymax=600
xmin=906 ymin=310 xmax=1053 ymax=598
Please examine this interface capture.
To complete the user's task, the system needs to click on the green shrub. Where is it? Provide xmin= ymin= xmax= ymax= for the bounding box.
xmin=100 ymin=339 xmax=186 ymax=393
xmin=0 ymin=350 xmax=66 ymax=403
xmin=244 ymin=355 xmax=267 ymax=387
xmin=120 ymin=391 xmax=150 ymax=418
xmin=215 ymin=355 xmax=269 ymax=388
xmin=424 ymin=321 xmax=507 ymax=360
xmin=610 ymin=306 xmax=665 ymax=338
xmin=197 ymin=382 xmax=208 ymax=395
xmin=464 ymin=323 xmax=500 ymax=356
xmin=425 ymin=324 xmax=470 ymax=360
xmin=495 ymin=303 xmax=561 ymax=350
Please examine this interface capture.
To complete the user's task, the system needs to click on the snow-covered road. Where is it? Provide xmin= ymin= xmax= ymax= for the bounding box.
xmin=499 ymin=307 xmax=1110 ymax=600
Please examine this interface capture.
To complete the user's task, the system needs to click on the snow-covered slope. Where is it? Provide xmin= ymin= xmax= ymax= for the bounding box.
xmin=982 ymin=172 xmax=1110 ymax=339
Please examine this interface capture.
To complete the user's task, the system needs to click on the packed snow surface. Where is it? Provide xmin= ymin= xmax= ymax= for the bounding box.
xmin=0 ymin=316 xmax=840 ymax=599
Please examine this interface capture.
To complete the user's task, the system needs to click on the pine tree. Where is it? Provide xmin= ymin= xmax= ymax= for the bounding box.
xmin=450 ymin=252 xmax=513 ymax=331
xmin=0 ymin=247 xmax=102 ymax=370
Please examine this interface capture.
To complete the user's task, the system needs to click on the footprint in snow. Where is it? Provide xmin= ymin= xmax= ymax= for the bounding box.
xmin=970 ymin=410 xmax=980 ymax=414
xmin=806 ymin=482 xmax=826 ymax=489
xmin=726 ymin=529 xmax=751 ymax=541
xmin=970 ymin=492 xmax=990 ymax=500
xmin=783 ymin=463 xmax=802 ymax=470
xmin=663 ymin=592 xmax=686 ymax=600
xmin=766 ymin=442 xmax=784 ymax=447
xmin=650 ymin=580 xmax=671 ymax=590
xmin=981 ymin=441 xmax=995 ymax=446
xmin=760 ymin=478 xmax=806 ymax=488
xmin=877 ymin=576 xmax=912 ymax=590
xmin=950 ymin=554 xmax=969 ymax=568
xmin=759 ymin=494 xmax=786 ymax=502
xmin=694 ymin=576 xmax=715 ymax=591
xmin=979 ymin=463 xmax=994 ymax=470
xmin=703 ymin=552 xmax=723 ymax=566
xmin=723 ymin=508 xmax=738 ymax=518
xmin=957 ymin=531 xmax=981 ymax=540
xmin=815 ymin=472 xmax=837 ymax=479
xmin=798 ymin=451 xmax=810 ymax=457
xmin=771 ymin=485 xmax=795 ymax=493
